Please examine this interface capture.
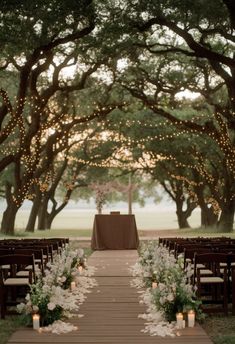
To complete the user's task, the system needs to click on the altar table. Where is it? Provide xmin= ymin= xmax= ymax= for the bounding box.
xmin=91 ymin=214 xmax=139 ymax=250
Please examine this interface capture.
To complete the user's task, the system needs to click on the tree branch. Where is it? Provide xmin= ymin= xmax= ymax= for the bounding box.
xmin=137 ymin=17 xmax=235 ymax=68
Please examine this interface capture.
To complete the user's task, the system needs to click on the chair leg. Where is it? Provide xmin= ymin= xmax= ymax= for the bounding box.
xmin=232 ymin=268 xmax=235 ymax=315
xmin=0 ymin=286 xmax=6 ymax=319
xmin=223 ymin=282 xmax=228 ymax=315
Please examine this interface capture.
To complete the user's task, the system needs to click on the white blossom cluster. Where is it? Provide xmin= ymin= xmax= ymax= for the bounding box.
xmin=17 ymin=245 xmax=97 ymax=332
xmin=40 ymin=319 xmax=78 ymax=334
xmin=130 ymin=241 xmax=199 ymax=337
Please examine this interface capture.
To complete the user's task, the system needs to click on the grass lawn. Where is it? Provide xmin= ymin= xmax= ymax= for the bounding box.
xmin=138 ymin=227 xmax=235 ymax=239
xmin=202 ymin=315 xmax=235 ymax=344
xmin=0 ymin=228 xmax=92 ymax=238
xmin=0 ymin=316 xmax=28 ymax=344
xmin=0 ymin=226 xmax=234 ymax=240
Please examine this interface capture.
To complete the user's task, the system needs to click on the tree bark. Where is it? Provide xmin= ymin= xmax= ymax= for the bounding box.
xmin=200 ymin=205 xmax=218 ymax=228
xmin=0 ymin=182 xmax=21 ymax=235
xmin=44 ymin=199 xmax=67 ymax=229
xmin=175 ymin=187 xmax=196 ymax=229
xmin=45 ymin=214 xmax=54 ymax=230
xmin=217 ymin=200 xmax=235 ymax=232
xmin=176 ymin=208 xmax=190 ymax=228
xmin=45 ymin=206 xmax=63 ymax=229
xmin=37 ymin=195 xmax=50 ymax=230
xmin=1 ymin=201 xmax=19 ymax=235
xmin=25 ymin=190 xmax=42 ymax=232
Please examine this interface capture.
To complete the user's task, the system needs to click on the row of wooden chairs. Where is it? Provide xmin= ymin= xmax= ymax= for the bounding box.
xmin=159 ymin=236 xmax=235 ymax=257
xmin=193 ymin=252 xmax=235 ymax=315
xmin=0 ymin=238 xmax=68 ymax=255
xmin=159 ymin=237 xmax=235 ymax=315
xmin=0 ymin=254 xmax=36 ymax=319
xmin=0 ymin=238 xmax=69 ymax=319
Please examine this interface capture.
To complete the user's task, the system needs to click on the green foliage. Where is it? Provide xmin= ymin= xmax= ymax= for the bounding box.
xmin=28 ymin=281 xmax=62 ymax=326
xmin=213 ymin=337 xmax=235 ymax=344
xmin=152 ymin=265 xmax=203 ymax=322
xmin=38 ymin=300 xmax=63 ymax=327
xmin=202 ymin=315 xmax=235 ymax=344
xmin=138 ymin=242 xmax=204 ymax=323
xmin=0 ymin=0 xmax=94 ymax=56
xmin=0 ymin=315 xmax=30 ymax=344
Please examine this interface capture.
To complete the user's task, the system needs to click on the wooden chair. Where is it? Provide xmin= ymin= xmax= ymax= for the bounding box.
xmin=20 ymin=245 xmax=51 ymax=265
xmin=231 ymin=266 xmax=235 ymax=315
xmin=194 ymin=253 xmax=228 ymax=315
xmin=42 ymin=241 xmax=60 ymax=258
xmin=0 ymin=248 xmax=14 ymax=255
xmin=0 ymin=254 xmax=36 ymax=318
xmin=225 ymin=253 xmax=235 ymax=314
xmin=14 ymin=248 xmax=44 ymax=276
xmin=184 ymin=247 xmax=212 ymax=269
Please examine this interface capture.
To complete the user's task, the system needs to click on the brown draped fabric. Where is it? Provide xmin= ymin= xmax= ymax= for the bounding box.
xmin=91 ymin=214 xmax=139 ymax=250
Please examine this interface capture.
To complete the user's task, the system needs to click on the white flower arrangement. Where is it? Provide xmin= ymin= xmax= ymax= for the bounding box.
xmin=17 ymin=245 xmax=97 ymax=330
xmin=130 ymin=241 xmax=203 ymax=337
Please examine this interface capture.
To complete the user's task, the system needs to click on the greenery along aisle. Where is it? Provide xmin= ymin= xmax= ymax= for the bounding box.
xmin=130 ymin=241 xmax=203 ymax=337
xmin=17 ymin=245 xmax=97 ymax=333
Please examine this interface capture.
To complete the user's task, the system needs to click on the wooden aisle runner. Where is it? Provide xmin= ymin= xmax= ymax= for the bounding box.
xmin=8 ymin=250 xmax=212 ymax=344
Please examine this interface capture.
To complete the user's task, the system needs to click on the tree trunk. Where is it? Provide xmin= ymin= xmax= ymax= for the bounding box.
xmin=25 ymin=192 xmax=42 ymax=232
xmin=175 ymin=197 xmax=191 ymax=229
xmin=217 ymin=200 xmax=235 ymax=232
xmin=45 ymin=211 xmax=58 ymax=230
xmin=194 ymin=184 xmax=219 ymax=228
xmin=176 ymin=209 xmax=190 ymax=229
xmin=45 ymin=197 xmax=71 ymax=230
xmin=175 ymin=191 xmax=196 ymax=229
xmin=200 ymin=205 xmax=218 ymax=228
xmin=1 ymin=201 xmax=19 ymax=235
xmin=37 ymin=196 xmax=49 ymax=230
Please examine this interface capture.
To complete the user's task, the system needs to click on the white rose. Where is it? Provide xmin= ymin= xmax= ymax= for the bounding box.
xmin=47 ymin=302 xmax=56 ymax=311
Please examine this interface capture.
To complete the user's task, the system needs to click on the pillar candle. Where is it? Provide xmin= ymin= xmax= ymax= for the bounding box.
xmin=152 ymin=281 xmax=158 ymax=289
xmin=176 ymin=312 xmax=183 ymax=329
xmin=70 ymin=281 xmax=76 ymax=290
xmin=32 ymin=314 xmax=40 ymax=330
xmin=187 ymin=310 xmax=195 ymax=327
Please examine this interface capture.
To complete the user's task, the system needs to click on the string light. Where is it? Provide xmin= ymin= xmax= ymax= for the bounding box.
xmin=1 ymin=81 xmax=235 ymax=212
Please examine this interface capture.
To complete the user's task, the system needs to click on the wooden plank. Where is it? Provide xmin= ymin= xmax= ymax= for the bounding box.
xmin=7 ymin=250 xmax=213 ymax=344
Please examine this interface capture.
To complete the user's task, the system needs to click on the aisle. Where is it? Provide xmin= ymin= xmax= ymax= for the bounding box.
xmin=8 ymin=250 xmax=212 ymax=344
